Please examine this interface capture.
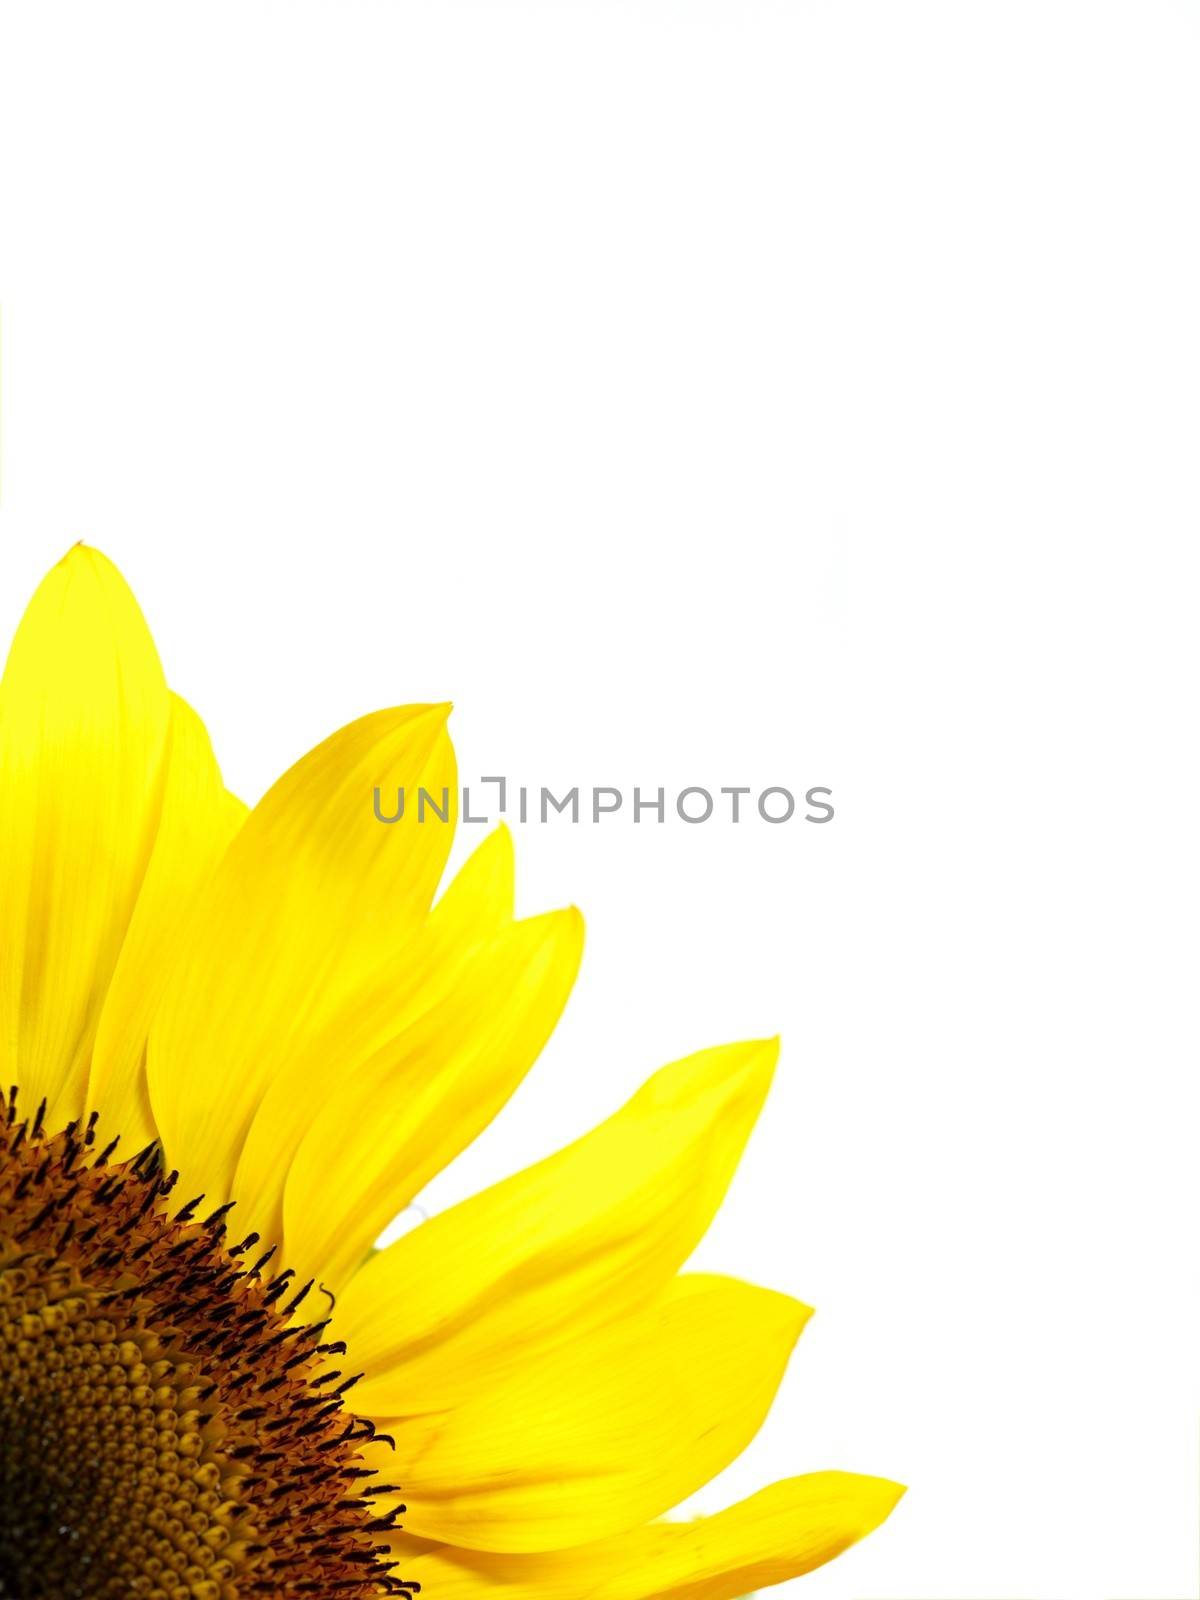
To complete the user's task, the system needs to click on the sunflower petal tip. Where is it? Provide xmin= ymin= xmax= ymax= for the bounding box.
xmin=542 ymin=903 xmax=585 ymax=963
xmin=422 ymin=699 xmax=455 ymax=735
xmin=55 ymin=539 xmax=89 ymax=569
xmin=852 ymin=1472 xmax=908 ymax=1525
xmin=54 ymin=542 xmax=128 ymax=585
xmin=393 ymin=699 xmax=453 ymax=728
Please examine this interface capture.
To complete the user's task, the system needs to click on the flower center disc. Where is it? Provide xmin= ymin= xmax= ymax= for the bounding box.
xmin=0 ymin=1097 xmax=415 ymax=1599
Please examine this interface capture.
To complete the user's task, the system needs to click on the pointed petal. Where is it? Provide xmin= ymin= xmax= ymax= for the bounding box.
xmin=434 ymin=822 xmax=515 ymax=930
xmin=338 ymin=1039 xmax=778 ymax=1416
xmin=396 ymin=1473 xmax=905 ymax=1598
xmin=147 ymin=704 xmax=455 ymax=1204
xmin=0 ymin=546 xmax=170 ymax=1129
xmin=385 ymin=1273 xmax=810 ymax=1552
xmin=282 ymin=904 xmax=583 ymax=1290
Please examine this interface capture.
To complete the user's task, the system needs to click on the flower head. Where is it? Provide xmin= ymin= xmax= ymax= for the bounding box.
xmin=0 ymin=546 xmax=901 ymax=1598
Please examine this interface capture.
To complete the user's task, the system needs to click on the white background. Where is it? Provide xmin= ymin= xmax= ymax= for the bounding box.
xmin=1 ymin=4 xmax=1197 ymax=1596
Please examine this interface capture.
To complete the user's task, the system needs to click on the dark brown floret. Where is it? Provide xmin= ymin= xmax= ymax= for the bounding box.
xmin=0 ymin=1093 xmax=417 ymax=1599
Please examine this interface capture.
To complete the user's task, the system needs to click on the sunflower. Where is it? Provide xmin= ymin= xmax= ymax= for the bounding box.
xmin=0 ymin=545 xmax=902 ymax=1600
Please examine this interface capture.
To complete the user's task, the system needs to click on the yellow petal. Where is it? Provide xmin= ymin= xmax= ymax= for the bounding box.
xmin=282 ymin=903 xmax=583 ymax=1291
xmin=396 ymin=1472 xmax=905 ymax=1599
xmin=229 ymin=824 xmax=518 ymax=1251
xmin=338 ymin=1038 xmax=778 ymax=1416
xmin=0 ymin=546 xmax=170 ymax=1130
xmin=147 ymin=703 xmax=455 ymax=1206
xmin=87 ymin=694 xmax=246 ymax=1153
xmin=433 ymin=820 xmax=515 ymax=930
xmin=385 ymin=1273 xmax=810 ymax=1552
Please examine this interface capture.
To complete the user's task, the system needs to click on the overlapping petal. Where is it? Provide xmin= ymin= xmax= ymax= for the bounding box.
xmin=381 ymin=1273 xmax=810 ymax=1552
xmin=88 ymin=693 xmax=246 ymax=1152
xmin=230 ymin=825 xmax=521 ymax=1248
xmin=396 ymin=1472 xmax=905 ymax=1598
xmin=147 ymin=702 xmax=457 ymax=1204
xmin=229 ymin=824 xmax=523 ymax=1251
xmin=282 ymin=902 xmax=584 ymax=1290
xmin=338 ymin=1038 xmax=778 ymax=1415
